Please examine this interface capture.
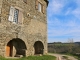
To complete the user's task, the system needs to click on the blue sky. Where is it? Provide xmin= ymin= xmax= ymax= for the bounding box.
xmin=47 ymin=0 xmax=80 ymax=43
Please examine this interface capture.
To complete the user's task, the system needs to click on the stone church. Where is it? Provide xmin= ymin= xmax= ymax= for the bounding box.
xmin=0 ymin=0 xmax=48 ymax=57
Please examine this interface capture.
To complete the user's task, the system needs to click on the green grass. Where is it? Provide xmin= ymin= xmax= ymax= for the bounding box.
xmin=60 ymin=53 xmax=80 ymax=60
xmin=0 ymin=55 xmax=56 ymax=60
xmin=62 ymin=56 xmax=71 ymax=60
xmin=73 ymin=55 xmax=80 ymax=60
xmin=62 ymin=56 xmax=68 ymax=59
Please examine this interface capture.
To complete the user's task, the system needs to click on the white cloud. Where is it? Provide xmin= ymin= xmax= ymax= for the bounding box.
xmin=48 ymin=18 xmax=61 ymax=26
xmin=72 ymin=8 xmax=80 ymax=19
xmin=70 ymin=0 xmax=80 ymax=19
xmin=75 ymin=0 xmax=80 ymax=6
xmin=48 ymin=26 xmax=80 ymax=38
xmin=48 ymin=18 xmax=80 ymax=37
xmin=51 ymin=1 xmax=63 ymax=13
xmin=48 ymin=0 xmax=65 ymax=15
xmin=64 ymin=8 xmax=72 ymax=15
xmin=65 ymin=19 xmax=76 ymax=27
xmin=48 ymin=0 xmax=80 ymax=42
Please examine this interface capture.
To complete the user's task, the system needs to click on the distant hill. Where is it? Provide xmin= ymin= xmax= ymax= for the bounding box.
xmin=48 ymin=42 xmax=80 ymax=54
xmin=75 ymin=42 xmax=80 ymax=44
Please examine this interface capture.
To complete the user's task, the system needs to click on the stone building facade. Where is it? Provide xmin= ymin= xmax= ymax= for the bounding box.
xmin=0 ymin=0 xmax=48 ymax=57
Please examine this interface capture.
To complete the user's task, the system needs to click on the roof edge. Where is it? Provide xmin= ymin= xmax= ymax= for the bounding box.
xmin=44 ymin=0 xmax=49 ymax=6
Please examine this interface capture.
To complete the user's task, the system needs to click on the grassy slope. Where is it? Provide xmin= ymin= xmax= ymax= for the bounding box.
xmin=59 ymin=53 xmax=80 ymax=60
xmin=0 ymin=55 xmax=56 ymax=60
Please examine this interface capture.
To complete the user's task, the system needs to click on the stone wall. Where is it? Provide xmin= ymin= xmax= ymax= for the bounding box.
xmin=0 ymin=0 xmax=48 ymax=57
xmin=0 ymin=0 xmax=2 ymax=14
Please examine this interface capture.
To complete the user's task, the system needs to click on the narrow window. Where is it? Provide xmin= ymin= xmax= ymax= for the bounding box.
xmin=38 ymin=2 xmax=44 ymax=13
xmin=38 ymin=3 xmax=42 ymax=12
xmin=35 ymin=0 xmax=44 ymax=13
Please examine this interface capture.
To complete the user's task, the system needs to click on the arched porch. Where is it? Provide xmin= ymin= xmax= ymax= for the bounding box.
xmin=34 ymin=41 xmax=44 ymax=55
xmin=6 ymin=38 xmax=27 ymax=57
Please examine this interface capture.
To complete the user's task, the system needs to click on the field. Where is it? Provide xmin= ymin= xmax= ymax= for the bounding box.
xmin=0 ymin=55 xmax=56 ymax=60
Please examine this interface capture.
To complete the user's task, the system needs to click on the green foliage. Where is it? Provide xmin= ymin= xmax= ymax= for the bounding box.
xmin=62 ymin=56 xmax=68 ymax=59
xmin=62 ymin=53 xmax=80 ymax=60
xmin=48 ymin=43 xmax=80 ymax=54
xmin=72 ymin=54 xmax=80 ymax=60
xmin=0 ymin=55 xmax=56 ymax=60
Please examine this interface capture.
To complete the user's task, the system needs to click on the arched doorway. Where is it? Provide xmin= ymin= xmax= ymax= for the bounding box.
xmin=6 ymin=38 xmax=27 ymax=57
xmin=34 ymin=41 xmax=44 ymax=54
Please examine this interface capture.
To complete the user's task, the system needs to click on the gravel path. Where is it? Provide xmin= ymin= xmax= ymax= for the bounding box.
xmin=49 ymin=53 xmax=78 ymax=60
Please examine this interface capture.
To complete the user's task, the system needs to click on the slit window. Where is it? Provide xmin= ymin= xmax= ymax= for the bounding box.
xmin=38 ymin=3 xmax=42 ymax=12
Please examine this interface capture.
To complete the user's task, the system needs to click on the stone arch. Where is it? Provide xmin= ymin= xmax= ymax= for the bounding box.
xmin=34 ymin=41 xmax=44 ymax=55
xmin=6 ymin=38 xmax=27 ymax=57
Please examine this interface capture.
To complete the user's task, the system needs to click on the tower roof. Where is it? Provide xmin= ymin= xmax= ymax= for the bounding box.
xmin=44 ymin=0 xmax=49 ymax=6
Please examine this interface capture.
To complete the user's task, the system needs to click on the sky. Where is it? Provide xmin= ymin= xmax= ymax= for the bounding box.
xmin=47 ymin=0 xmax=80 ymax=43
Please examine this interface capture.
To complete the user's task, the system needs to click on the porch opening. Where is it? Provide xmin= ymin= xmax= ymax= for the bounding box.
xmin=34 ymin=41 xmax=44 ymax=55
xmin=6 ymin=38 xmax=27 ymax=57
